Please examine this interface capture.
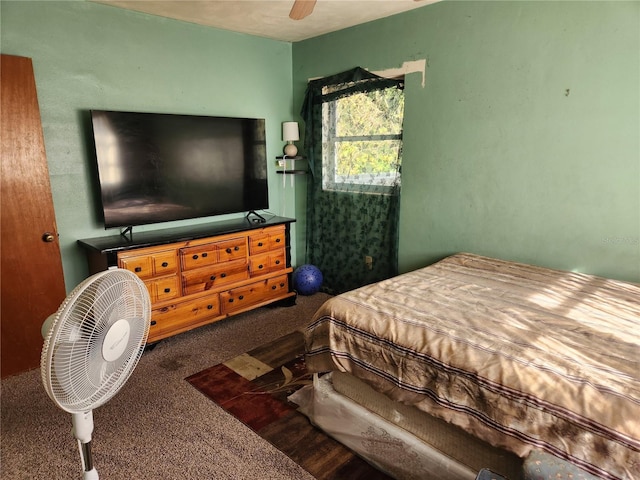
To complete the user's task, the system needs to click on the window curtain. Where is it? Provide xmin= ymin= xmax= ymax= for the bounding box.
xmin=301 ymin=67 xmax=404 ymax=294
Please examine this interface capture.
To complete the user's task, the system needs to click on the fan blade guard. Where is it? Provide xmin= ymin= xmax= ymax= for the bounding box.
xmin=41 ymin=269 xmax=151 ymax=413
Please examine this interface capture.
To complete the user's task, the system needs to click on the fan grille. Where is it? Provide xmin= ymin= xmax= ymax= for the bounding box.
xmin=41 ymin=269 xmax=151 ymax=413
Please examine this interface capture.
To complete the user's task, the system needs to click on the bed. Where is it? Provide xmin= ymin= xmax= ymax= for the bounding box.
xmin=295 ymin=253 xmax=640 ymax=480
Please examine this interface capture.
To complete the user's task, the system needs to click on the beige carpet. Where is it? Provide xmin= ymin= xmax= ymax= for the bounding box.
xmin=1 ymin=293 xmax=331 ymax=480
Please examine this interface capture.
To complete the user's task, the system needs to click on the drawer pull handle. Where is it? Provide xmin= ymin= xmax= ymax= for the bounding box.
xmin=280 ymin=282 xmax=285 ymax=287
xmin=229 ymin=298 xmax=234 ymax=303
xmin=135 ymin=267 xmax=142 ymax=272
xmin=192 ymin=254 xmax=199 ymax=260
xmin=150 ymin=320 xmax=157 ymax=326
xmin=220 ymin=273 xmax=226 ymax=278
xmin=271 ymin=285 xmax=276 ymax=290
xmin=275 ymin=260 xmax=280 ymax=265
xmin=207 ymin=304 xmax=213 ymax=310
xmin=238 ymin=295 xmax=244 ymax=300
xmin=257 ymin=242 xmax=263 ymax=247
xmin=164 ymin=288 xmax=171 ymax=293
xmin=276 ymin=238 xmax=281 ymax=243
xmin=161 ymin=262 xmax=169 ymax=267
xmin=258 ymin=264 xmax=264 ymax=269
xmin=202 ymin=252 xmax=208 ymax=258
xmin=234 ymin=246 xmax=240 ymax=251
xmin=210 ymin=275 xmax=216 ymax=281
xmin=226 ymin=248 xmax=232 ymax=254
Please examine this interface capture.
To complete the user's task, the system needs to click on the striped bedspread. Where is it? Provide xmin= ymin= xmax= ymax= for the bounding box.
xmin=304 ymin=253 xmax=640 ymax=480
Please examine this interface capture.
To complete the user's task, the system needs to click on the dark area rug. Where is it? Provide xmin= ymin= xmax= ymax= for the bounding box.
xmin=186 ymin=330 xmax=392 ymax=480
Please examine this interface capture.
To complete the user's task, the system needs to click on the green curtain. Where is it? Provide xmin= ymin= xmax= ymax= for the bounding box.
xmin=301 ymin=67 xmax=404 ymax=294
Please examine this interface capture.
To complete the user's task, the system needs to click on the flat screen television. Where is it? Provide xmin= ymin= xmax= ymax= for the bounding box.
xmin=90 ymin=110 xmax=269 ymax=229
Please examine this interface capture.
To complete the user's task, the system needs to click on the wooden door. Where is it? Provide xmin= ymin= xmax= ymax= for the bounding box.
xmin=1 ymin=54 xmax=67 ymax=378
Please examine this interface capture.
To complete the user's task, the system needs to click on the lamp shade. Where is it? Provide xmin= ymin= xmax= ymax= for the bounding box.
xmin=282 ymin=122 xmax=299 ymax=142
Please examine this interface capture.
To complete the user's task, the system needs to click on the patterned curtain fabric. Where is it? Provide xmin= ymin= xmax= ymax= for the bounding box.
xmin=301 ymin=67 xmax=404 ymax=294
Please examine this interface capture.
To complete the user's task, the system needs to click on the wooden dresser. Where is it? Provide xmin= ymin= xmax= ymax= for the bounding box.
xmin=78 ymin=216 xmax=296 ymax=343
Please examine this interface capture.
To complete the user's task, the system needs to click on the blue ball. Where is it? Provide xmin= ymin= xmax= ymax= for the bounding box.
xmin=292 ymin=264 xmax=323 ymax=295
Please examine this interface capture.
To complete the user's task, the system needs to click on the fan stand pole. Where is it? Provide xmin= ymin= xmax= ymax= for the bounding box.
xmin=72 ymin=411 xmax=99 ymax=480
xmin=77 ymin=441 xmax=98 ymax=479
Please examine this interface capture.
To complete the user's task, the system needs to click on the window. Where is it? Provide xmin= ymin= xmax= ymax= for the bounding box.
xmin=322 ymin=85 xmax=405 ymax=194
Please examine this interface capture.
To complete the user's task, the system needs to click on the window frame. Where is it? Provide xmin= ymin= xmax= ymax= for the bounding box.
xmin=321 ymin=90 xmax=404 ymax=195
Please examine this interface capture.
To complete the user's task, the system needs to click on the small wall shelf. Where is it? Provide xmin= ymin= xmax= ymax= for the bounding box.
xmin=276 ymin=155 xmax=307 ymax=175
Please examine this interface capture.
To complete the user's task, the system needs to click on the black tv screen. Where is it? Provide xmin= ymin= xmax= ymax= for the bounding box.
xmin=90 ymin=110 xmax=269 ymax=229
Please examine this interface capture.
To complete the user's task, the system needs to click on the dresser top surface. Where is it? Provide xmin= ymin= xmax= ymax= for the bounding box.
xmin=78 ymin=215 xmax=295 ymax=254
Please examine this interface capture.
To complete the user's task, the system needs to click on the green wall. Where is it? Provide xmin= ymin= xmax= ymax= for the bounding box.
xmin=1 ymin=1 xmax=297 ymax=291
xmin=2 ymin=0 xmax=639 ymax=291
xmin=293 ymin=0 xmax=640 ymax=282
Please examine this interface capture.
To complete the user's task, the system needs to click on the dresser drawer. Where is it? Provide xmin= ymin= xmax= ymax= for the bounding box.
xmin=181 ymin=259 xmax=249 ymax=295
xmin=180 ymin=237 xmax=247 ymax=271
xmin=216 ymin=237 xmax=248 ymax=262
xmin=146 ymin=276 xmax=181 ymax=302
xmin=119 ymin=248 xmax=179 ymax=279
xmin=220 ymin=274 xmax=289 ymax=314
xmin=180 ymin=243 xmax=218 ymax=271
xmin=249 ymin=250 xmax=286 ymax=277
xmin=120 ymin=255 xmax=152 ymax=278
xmin=152 ymin=251 xmax=179 ymax=276
xmin=265 ymin=274 xmax=289 ymax=296
xmin=249 ymin=226 xmax=285 ymax=255
xmin=150 ymin=295 xmax=220 ymax=340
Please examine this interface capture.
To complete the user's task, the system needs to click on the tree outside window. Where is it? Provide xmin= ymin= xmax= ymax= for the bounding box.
xmin=322 ymin=86 xmax=404 ymax=194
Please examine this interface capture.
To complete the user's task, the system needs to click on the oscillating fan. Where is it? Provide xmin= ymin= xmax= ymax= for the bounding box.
xmin=41 ymin=269 xmax=151 ymax=480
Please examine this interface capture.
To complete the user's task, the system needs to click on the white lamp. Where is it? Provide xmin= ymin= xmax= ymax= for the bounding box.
xmin=282 ymin=121 xmax=299 ymax=157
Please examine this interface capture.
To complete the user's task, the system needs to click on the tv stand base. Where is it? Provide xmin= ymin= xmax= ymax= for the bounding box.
xmin=246 ymin=210 xmax=266 ymax=223
xmin=120 ymin=226 xmax=133 ymax=241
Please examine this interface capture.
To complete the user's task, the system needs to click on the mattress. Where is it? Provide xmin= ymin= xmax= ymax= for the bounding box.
xmin=289 ymin=372 xmax=478 ymax=480
xmin=331 ymin=371 xmax=523 ymax=479
xmin=304 ymin=253 xmax=640 ymax=480
xmin=291 ymin=373 xmax=604 ymax=480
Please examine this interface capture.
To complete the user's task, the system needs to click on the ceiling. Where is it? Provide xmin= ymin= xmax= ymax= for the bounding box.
xmin=92 ymin=0 xmax=438 ymax=42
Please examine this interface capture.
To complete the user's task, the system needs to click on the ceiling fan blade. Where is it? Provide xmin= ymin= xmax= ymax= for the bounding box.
xmin=289 ymin=0 xmax=317 ymax=20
